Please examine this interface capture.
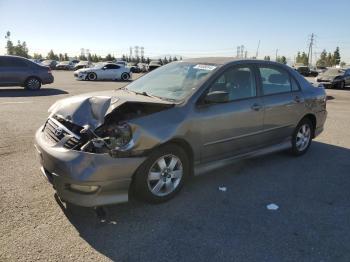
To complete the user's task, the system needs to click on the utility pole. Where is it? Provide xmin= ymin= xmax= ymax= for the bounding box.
xmin=307 ymin=33 xmax=314 ymax=67
xmin=275 ymin=49 xmax=278 ymax=61
xmin=240 ymin=45 xmax=244 ymax=58
xmin=237 ymin=46 xmax=240 ymax=58
xmin=256 ymin=40 xmax=260 ymax=59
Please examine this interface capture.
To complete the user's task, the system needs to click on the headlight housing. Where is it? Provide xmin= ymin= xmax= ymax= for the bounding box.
xmin=103 ymin=122 xmax=132 ymax=149
xmin=81 ymin=123 xmax=133 ymax=154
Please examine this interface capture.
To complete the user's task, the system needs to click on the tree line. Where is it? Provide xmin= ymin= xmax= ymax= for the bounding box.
xmin=4 ymin=31 xmax=182 ymax=64
xmin=294 ymin=47 xmax=343 ymax=67
xmin=263 ymin=55 xmax=287 ymax=64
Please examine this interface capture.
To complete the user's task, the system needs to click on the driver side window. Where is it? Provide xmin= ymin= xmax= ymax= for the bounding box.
xmin=206 ymin=66 xmax=256 ymax=102
xmin=104 ymin=64 xmax=120 ymax=70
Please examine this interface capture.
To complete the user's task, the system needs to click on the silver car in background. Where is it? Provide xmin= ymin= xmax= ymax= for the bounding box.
xmin=74 ymin=63 xmax=132 ymax=81
xmin=34 ymin=58 xmax=327 ymax=207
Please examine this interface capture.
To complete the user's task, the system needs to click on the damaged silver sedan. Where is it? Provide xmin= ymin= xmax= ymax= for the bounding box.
xmin=35 ymin=58 xmax=327 ymax=207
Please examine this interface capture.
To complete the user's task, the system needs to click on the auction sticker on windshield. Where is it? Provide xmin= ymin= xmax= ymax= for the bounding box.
xmin=193 ymin=64 xmax=217 ymax=71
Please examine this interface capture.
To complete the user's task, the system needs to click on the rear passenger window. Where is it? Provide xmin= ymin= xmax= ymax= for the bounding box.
xmin=0 ymin=57 xmax=28 ymax=68
xmin=259 ymin=67 xmax=292 ymax=95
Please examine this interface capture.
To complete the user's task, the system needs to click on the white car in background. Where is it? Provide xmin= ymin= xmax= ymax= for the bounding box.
xmin=74 ymin=63 xmax=132 ymax=81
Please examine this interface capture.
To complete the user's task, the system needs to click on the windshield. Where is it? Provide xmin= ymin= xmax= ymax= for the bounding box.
xmin=323 ymin=69 xmax=344 ymax=76
xmin=126 ymin=62 xmax=218 ymax=101
xmin=93 ymin=63 xmax=105 ymax=68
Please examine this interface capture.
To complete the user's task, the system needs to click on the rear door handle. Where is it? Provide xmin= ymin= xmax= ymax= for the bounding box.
xmin=251 ymin=103 xmax=263 ymax=111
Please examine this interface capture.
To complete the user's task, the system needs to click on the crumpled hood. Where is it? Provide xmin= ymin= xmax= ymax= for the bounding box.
xmin=48 ymin=89 xmax=173 ymax=129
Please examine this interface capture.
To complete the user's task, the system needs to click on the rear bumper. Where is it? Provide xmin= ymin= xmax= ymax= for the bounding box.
xmin=34 ymin=127 xmax=147 ymax=207
xmin=42 ymin=74 xmax=54 ymax=85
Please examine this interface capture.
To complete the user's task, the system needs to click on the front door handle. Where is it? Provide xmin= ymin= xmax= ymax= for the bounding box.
xmin=294 ymin=95 xmax=302 ymax=103
xmin=251 ymin=103 xmax=263 ymax=111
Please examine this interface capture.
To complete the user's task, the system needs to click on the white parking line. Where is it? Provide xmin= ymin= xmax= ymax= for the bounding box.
xmin=0 ymin=101 xmax=33 ymax=105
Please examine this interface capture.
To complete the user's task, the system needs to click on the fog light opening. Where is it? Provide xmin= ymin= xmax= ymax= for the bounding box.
xmin=69 ymin=184 xmax=100 ymax=193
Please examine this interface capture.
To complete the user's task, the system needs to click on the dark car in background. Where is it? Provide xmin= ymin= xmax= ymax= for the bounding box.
xmin=0 ymin=55 xmax=54 ymax=90
xmin=56 ymin=61 xmax=74 ymax=70
xmin=316 ymin=68 xmax=350 ymax=89
xmin=129 ymin=63 xmax=142 ymax=73
xmin=148 ymin=60 xmax=163 ymax=71
xmin=295 ymin=66 xmax=318 ymax=77
xmin=41 ymin=59 xmax=58 ymax=70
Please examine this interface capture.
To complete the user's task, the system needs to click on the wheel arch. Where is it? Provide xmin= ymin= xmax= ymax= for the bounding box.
xmin=300 ymin=113 xmax=316 ymax=138
xmin=23 ymin=75 xmax=42 ymax=86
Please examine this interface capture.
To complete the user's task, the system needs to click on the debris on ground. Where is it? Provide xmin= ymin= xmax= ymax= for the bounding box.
xmin=218 ymin=186 xmax=227 ymax=192
xmin=266 ymin=203 xmax=279 ymax=210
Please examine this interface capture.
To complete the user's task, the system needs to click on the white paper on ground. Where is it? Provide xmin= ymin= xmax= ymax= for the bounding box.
xmin=266 ymin=203 xmax=279 ymax=210
xmin=218 ymin=186 xmax=227 ymax=192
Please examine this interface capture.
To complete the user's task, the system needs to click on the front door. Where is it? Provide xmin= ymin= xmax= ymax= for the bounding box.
xmin=100 ymin=64 xmax=120 ymax=80
xmin=194 ymin=65 xmax=264 ymax=162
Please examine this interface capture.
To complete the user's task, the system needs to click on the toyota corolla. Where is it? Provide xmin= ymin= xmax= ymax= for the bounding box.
xmin=34 ymin=58 xmax=327 ymax=207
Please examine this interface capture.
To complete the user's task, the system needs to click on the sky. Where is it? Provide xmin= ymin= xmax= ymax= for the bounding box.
xmin=0 ymin=0 xmax=349 ymax=63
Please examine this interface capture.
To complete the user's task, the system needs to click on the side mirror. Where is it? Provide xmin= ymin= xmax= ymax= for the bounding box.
xmin=102 ymin=67 xmax=106 ymax=70
xmin=204 ymin=91 xmax=229 ymax=104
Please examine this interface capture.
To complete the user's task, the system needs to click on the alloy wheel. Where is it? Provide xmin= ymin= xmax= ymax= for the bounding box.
xmin=296 ymin=124 xmax=311 ymax=151
xmin=147 ymin=154 xmax=183 ymax=197
xmin=27 ymin=78 xmax=40 ymax=90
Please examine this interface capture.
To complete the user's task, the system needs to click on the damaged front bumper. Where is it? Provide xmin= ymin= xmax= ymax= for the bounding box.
xmin=34 ymin=127 xmax=147 ymax=207
xmin=74 ymin=72 xmax=87 ymax=80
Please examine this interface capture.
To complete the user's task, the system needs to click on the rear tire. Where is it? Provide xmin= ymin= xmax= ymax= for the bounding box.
xmin=339 ymin=81 xmax=345 ymax=89
xmin=25 ymin=77 xmax=41 ymax=90
xmin=121 ymin=73 xmax=130 ymax=81
xmin=87 ymin=72 xmax=97 ymax=81
xmin=290 ymin=118 xmax=313 ymax=156
xmin=133 ymin=144 xmax=189 ymax=203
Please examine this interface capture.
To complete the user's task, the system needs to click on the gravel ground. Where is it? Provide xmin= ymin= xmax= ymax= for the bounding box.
xmin=0 ymin=72 xmax=350 ymax=262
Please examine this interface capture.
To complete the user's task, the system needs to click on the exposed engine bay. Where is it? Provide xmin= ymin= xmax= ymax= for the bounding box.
xmin=48 ymin=100 xmax=173 ymax=157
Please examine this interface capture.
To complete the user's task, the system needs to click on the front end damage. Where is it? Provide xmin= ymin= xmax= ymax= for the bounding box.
xmin=34 ymin=90 xmax=175 ymax=206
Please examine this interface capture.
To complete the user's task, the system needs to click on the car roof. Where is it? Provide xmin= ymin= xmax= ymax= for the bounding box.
xmin=183 ymin=57 xmax=240 ymax=65
xmin=182 ymin=57 xmax=288 ymax=67
xmin=0 ymin=55 xmax=28 ymax=60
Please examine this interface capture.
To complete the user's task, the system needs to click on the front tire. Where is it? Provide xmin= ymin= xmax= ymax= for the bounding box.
xmin=25 ymin=77 xmax=41 ymax=90
xmin=87 ymin=72 xmax=97 ymax=81
xmin=133 ymin=144 xmax=189 ymax=203
xmin=291 ymin=118 xmax=313 ymax=156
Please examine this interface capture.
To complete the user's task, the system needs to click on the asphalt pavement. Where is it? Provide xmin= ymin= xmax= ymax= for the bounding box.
xmin=1 ymin=71 xmax=350 ymax=262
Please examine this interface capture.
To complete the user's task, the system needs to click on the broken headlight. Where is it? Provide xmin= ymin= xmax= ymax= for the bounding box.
xmin=102 ymin=123 xmax=132 ymax=149
xmin=81 ymin=123 xmax=133 ymax=153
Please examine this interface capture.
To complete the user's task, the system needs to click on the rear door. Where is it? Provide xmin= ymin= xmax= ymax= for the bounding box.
xmin=194 ymin=64 xmax=265 ymax=162
xmin=257 ymin=65 xmax=304 ymax=145
xmin=0 ymin=56 xmax=29 ymax=85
